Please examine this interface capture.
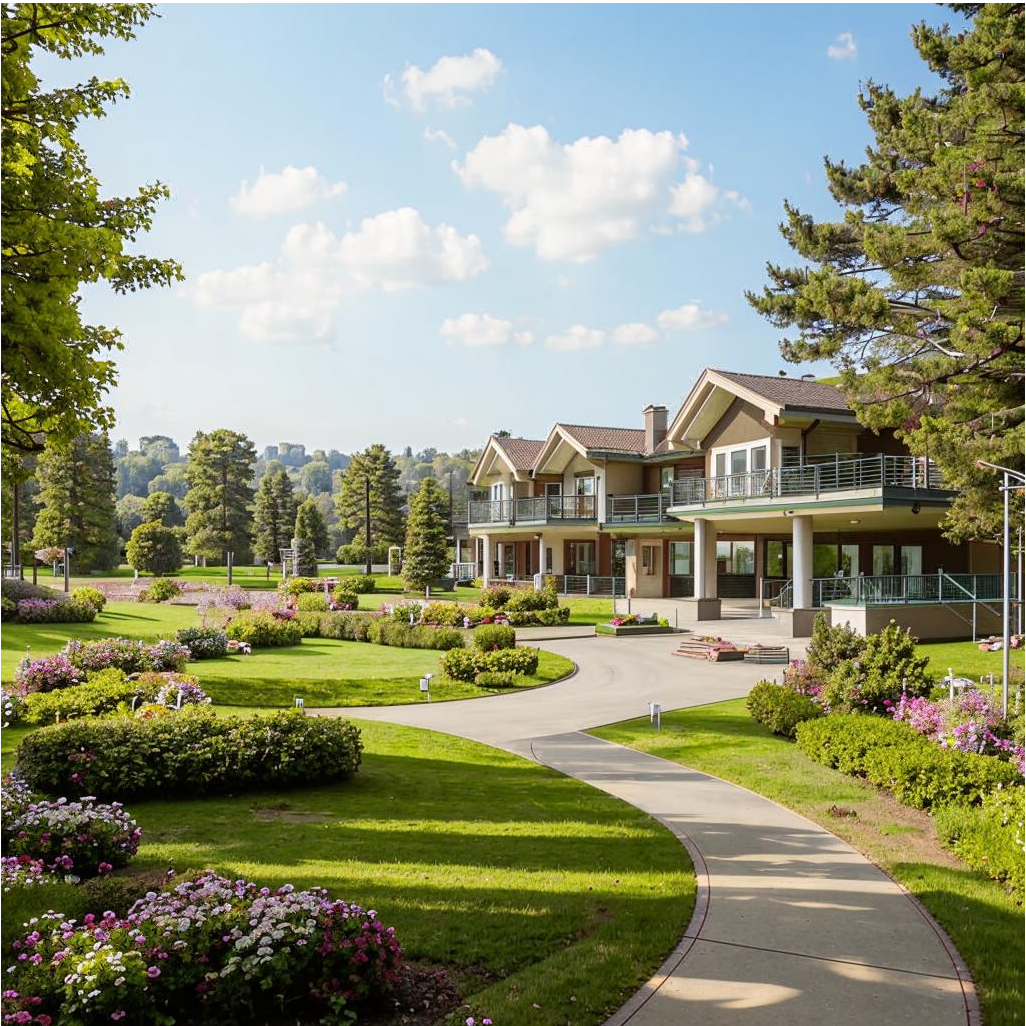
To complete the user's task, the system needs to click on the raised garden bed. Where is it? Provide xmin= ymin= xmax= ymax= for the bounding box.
xmin=596 ymin=623 xmax=679 ymax=637
xmin=674 ymin=637 xmax=745 ymax=661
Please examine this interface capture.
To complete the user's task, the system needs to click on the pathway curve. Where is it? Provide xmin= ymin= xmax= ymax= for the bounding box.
xmin=323 ymin=635 xmax=975 ymax=1025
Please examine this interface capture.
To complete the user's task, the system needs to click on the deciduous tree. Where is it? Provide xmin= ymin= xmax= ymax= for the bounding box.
xmin=126 ymin=520 xmax=182 ymax=576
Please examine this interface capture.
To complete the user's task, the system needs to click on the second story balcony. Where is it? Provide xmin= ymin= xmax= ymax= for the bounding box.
xmin=668 ymin=454 xmax=947 ymax=511
xmin=468 ymin=494 xmax=597 ymax=527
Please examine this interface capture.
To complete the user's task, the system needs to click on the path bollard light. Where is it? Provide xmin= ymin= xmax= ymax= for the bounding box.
xmin=294 ymin=697 xmax=304 ymax=710
xmin=651 ymin=703 xmax=662 ymax=731
xmin=420 ymin=674 xmax=433 ymax=702
xmin=176 ymin=690 xmax=183 ymax=711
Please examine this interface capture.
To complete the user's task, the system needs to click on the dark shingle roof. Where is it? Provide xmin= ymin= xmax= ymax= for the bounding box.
xmin=492 ymin=436 xmax=544 ymax=470
xmin=557 ymin=424 xmax=647 ymax=454
xmin=712 ymin=370 xmax=852 ymax=412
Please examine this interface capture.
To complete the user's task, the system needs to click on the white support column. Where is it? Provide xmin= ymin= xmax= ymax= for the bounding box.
xmin=694 ymin=518 xmax=718 ymax=599
xmin=496 ymin=542 xmax=504 ymax=580
xmin=481 ymin=535 xmax=492 ymax=586
xmin=792 ymin=515 xmax=814 ymax=609
xmin=538 ymin=534 xmax=546 ymax=580
xmin=455 ymin=537 xmax=463 ymax=564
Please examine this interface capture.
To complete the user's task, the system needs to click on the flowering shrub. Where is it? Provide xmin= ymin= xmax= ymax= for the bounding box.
xmin=781 ymin=660 xmax=825 ymax=700
xmin=1 ymin=854 xmax=50 ymax=890
xmin=60 ymin=637 xmax=190 ymax=676
xmin=14 ymin=598 xmax=97 ymax=624
xmin=610 ymin=614 xmax=641 ymax=626
xmin=225 ymin=610 xmax=303 ymax=647
xmin=1 ymin=781 xmax=141 ymax=879
xmin=174 ymin=626 xmax=229 ymax=660
xmin=3 ymin=686 xmax=26 ymax=726
xmin=13 ymin=655 xmax=83 ymax=694
xmin=147 ymin=639 xmax=191 ymax=672
xmin=0 ymin=871 xmax=402 ymax=1025
xmin=16 ymin=708 xmax=363 ymax=800
xmin=154 ymin=678 xmax=210 ymax=709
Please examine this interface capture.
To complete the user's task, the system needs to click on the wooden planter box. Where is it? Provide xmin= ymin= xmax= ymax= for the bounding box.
xmin=596 ymin=624 xmax=677 ymax=637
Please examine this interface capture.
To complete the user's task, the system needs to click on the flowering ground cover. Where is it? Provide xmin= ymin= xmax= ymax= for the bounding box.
xmin=3 ymin=719 xmax=695 ymax=1026
xmin=592 ymin=700 xmax=1024 ymax=1026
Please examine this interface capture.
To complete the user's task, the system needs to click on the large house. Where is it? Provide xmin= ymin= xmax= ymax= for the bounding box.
xmin=460 ymin=368 xmax=1006 ymax=638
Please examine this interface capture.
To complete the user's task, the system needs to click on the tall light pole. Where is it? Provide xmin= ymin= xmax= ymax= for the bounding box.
xmin=976 ymin=461 xmax=1026 ymax=716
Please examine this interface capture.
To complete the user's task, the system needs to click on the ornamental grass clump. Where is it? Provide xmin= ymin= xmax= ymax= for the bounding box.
xmin=1 ymin=777 xmax=141 ymax=880
xmin=1 ymin=871 xmax=402 ymax=1026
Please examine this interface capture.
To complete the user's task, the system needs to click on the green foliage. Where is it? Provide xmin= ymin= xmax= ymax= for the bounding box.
xmin=473 ymin=625 xmax=517 ymax=651
xmin=283 ymin=576 xmax=319 ymax=596
xmin=125 ymin=520 xmax=183 ymax=576
xmin=140 ymin=489 xmax=183 ymax=527
xmin=331 ymin=581 xmax=359 ymax=610
xmin=251 ymin=467 xmax=297 ymax=565
xmin=441 ymin=646 xmax=539 ymax=681
xmin=183 ymin=429 xmax=256 ymax=564
xmin=22 ymin=671 xmax=154 ymax=725
xmin=504 ymin=607 xmax=571 ymax=627
xmin=402 ymin=476 xmax=450 ymax=589
xmin=335 ymin=537 xmax=390 ymax=566
xmin=474 ymin=671 xmax=520 ymax=689
xmin=294 ymin=496 xmax=329 ymax=557
xmin=418 ymin=601 xmax=466 ymax=627
xmin=822 ymin=621 xmax=931 ymax=712
xmin=440 ymin=648 xmax=477 ymax=682
xmin=746 ymin=681 xmax=823 ymax=738
xmin=296 ymin=592 xmax=329 ymax=612
xmin=173 ymin=626 xmax=228 ymax=659
xmin=115 ymin=492 xmax=146 ymax=539
xmin=291 ymin=534 xmax=317 ymax=577
xmin=1 ymin=4 xmax=182 ymax=453
xmin=479 ymin=585 xmax=512 ymax=609
xmin=934 ymin=786 xmax=1025 ymax=902
xmin=15 ymin=707 xmax=363 ymax=800
xmin=70 ymin=586 xmax=106 ymax=612
xmin=334 ymin=444 xmax=406 ymax=552
xmin=348 ymin=574 xmax=376 ymax=593
xmin=30 ymin=432 xmax=120 ymax=572
xmin=506 ymin=588 xmax=558 ymax=612
xmin=137 ymin=576 xmax=181 ymax=603
xmin=795 ymin=715 xmax=1020 ymax=808
xmin=365 ymin=621 xmax=464 ymax=651
xmin=225 ymin=611 xmax=303 ymax=647
xmin=746 ymin=4 xmax=1025 ymax=541
xmin=0 ymin=596 xmax=15 ymax=620
xmin=805 ymin=612 xmax=865 ymax=674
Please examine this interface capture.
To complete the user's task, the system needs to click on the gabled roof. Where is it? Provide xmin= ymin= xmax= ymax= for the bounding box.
xmin=711 ymin=370 xmax=851 ymax=413
xmin=493 ymin=435 xmax=544 ymax=470
xmin=469 ymin=434 xmax=544 ymax=484
xmin=556 ymin=424 xmax=647 ymax=455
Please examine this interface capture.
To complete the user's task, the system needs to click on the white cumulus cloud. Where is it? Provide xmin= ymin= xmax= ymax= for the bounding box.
xmin=440 ymin=313 xmax=533 ymax=348
xmin=827 ymin=32 xmax=857 ymax=60
xmin=188 ymin=208 xmax=487 ymax=343
xmin=230 ymin=166 xmax=347 ymax=218
xmin=455 ymin=125 xmax=746 ymax=261
xmin=657 ymin=302 xmax=729 ymax=332
xmin=545 ymin=325 xmax=606 ymax=352
xmin=386 ymin=48 xmax=502 ymax=111
xmin=611 ymin=322 xmax=660 ymax=347
xmin=424 ymin=127 xmax=457 ymax=149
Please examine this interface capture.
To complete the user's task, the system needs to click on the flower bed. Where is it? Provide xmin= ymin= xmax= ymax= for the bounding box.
xmin=13 ymin=655 xmax=83 ymax=694
xmin=15 ymin=708 xmax=363 ymax=800
xmin=597 ymin=614 xmax=674 ymax=637
xmin=0 ymin=871 xmax=402 ymax=1025
xmin=12 ymin=597 xmax=98 ymax=624
xmin=1 ymin=777 xmax=141 ymax=880
xmin=61 ymin=637 xmax=191 ymax=676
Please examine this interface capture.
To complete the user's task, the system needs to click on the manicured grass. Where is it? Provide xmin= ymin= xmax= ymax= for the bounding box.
xmin=916 ymin=639 xmax=1025 ymax=684
xmin=5 ymin=719 xmax=695 ymax=1025
xmin=1 ymin=602 xmax=198 ymax=679
xmin=198 ymin=646 xmax=575 ymax=707
xmin=592 ymin=700 xmax=1024 ymax=1026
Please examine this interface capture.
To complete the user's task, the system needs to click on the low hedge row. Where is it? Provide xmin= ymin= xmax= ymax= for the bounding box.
xmin=441 ymin=646 xmax=540 ymax=682
xmin=794 ymin=716 xmax=1021 ymax=809
xmin=16 ymin=708 xmax=363 ymax=800
xmin=934 ymin=785 xmax=1025 ymax=902
xmin=746 ymin=681 xmax=823 ymax=739
xmin=295 ymin=612 xmax=465 ymax=650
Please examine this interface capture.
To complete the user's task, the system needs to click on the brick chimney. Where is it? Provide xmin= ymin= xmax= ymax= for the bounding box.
xmin=643 ymin=404 xmax=668 ymax=454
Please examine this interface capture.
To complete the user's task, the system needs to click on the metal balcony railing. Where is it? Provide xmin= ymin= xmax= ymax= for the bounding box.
xmin=669 ymin=454 xmax=946 ymax=507
xmin=606 ymin=493 xmax=673 ymax=524
xmin=467 ymin=495 xmax=597 ymax=526
xmin=768 ymin=573 xmax=1018 ymax=610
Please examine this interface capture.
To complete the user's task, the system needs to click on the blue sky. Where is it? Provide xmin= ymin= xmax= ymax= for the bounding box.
xmin=45 ymin=3 xmax=956 ymax=453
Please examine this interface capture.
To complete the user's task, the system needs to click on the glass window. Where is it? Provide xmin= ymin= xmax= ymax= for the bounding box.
xmin=900 ymin=545 xmax=923 ymax=576
xmin=571 ymin=542 xmax=596 ymax=575
xmin=730 ymin=450 xmax=747 ymax=475
xmin=545 ymin=547 xmax=553 ymax=574
xmin=813 ymin=544 xmax=838 ymax=578
xmin=840 ymin=544 xmax=859 ymax=576
xmin=751 ymin=446 xmax=768 ymax=472
xmin=612 ymin=540 xmax=626 ymax=578
xmin=873 ymin=545 xmax=895 ymax=575
xmin=660 ymin=467 xmax=674 ymax=491
xmin=733 ymin=543 xmax=755 ymax=574
xmin=576 ymin=476 xmax=595 ymax=496
xmin=641 ymin=544 xmax=659 ymax=575
xmin=669 ymin=541 xmax=692 ymax=576
xmin=715 ymin=452 xmax=727 ymax=477
xmin=765 ymin=540 xmax=785 ymax=577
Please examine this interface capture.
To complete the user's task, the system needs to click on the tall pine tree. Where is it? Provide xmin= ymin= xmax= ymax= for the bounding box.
xmin=31 ymin=432 xmax=119 ymax=572
xmin=183 ymin=429 xmax=256 ymax=564
xmin=252 ymin=468 xmax=298 ymax=563
xmin=403 ymin=477 xmax=449 ymax=590
xmin=747 ymin=4 xmax=1024 ymax=541
xmin=294 ymin=497 xmax=329 ymax=557
xmin=334 ymin=444 xmax=405 ymax=550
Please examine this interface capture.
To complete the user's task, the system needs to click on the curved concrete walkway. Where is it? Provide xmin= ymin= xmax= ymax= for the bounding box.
xmin=324 ymin=635 xmax=975 ymax=1025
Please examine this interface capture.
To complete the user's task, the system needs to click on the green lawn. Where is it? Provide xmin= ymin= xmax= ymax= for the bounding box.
xmin=916 ymin=638 xmax=1025 ymax=684
xmin=3 ymin=718 xmax=695 ymax=1025
xmin=198 ymin=646 xmax=574 ymax=707
xmin=592 ymin=700 xmax=1024 ymax=1026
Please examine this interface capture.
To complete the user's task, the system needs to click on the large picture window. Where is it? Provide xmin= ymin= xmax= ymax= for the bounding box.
xmin=669 ymin=541 xmax=692 ymax=576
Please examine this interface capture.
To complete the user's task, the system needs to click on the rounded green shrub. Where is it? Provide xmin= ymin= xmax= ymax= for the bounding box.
xmin=473 ymin=624 xmax=517 ymax=651
xmin=746 ymin=681 xmax=823 ymax=738
xmin=71 ymin=585 xmax=106 ymax=612
xmin=226 ymin=611 xmax=303 ymax=647
xmin=805 ymin=612 xmax=866 ymax=674
xmin=474 ymin=671 xmax=520 ymax=689
xmin=297 ymin=592 xmax=329 ymax=612
xmin=441 ymin=648 xmax=477 ymax=682
xmin=138 ymin=577 xmax=182 ymax=603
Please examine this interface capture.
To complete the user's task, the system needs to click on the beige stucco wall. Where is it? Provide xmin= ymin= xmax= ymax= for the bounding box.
xmin=702 ymin=399 xmax=770 ymax=453
xmin=805 ymin=426 xmax=860 ymax=455
xmin=604 ymin=459 xmax=645 ymax=496
xmin=827 ymin=602 xmax=1003 ymax=640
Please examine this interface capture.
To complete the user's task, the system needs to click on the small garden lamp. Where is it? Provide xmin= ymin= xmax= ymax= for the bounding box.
xmin=420 ymin=673 xmax=433 ymax=702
